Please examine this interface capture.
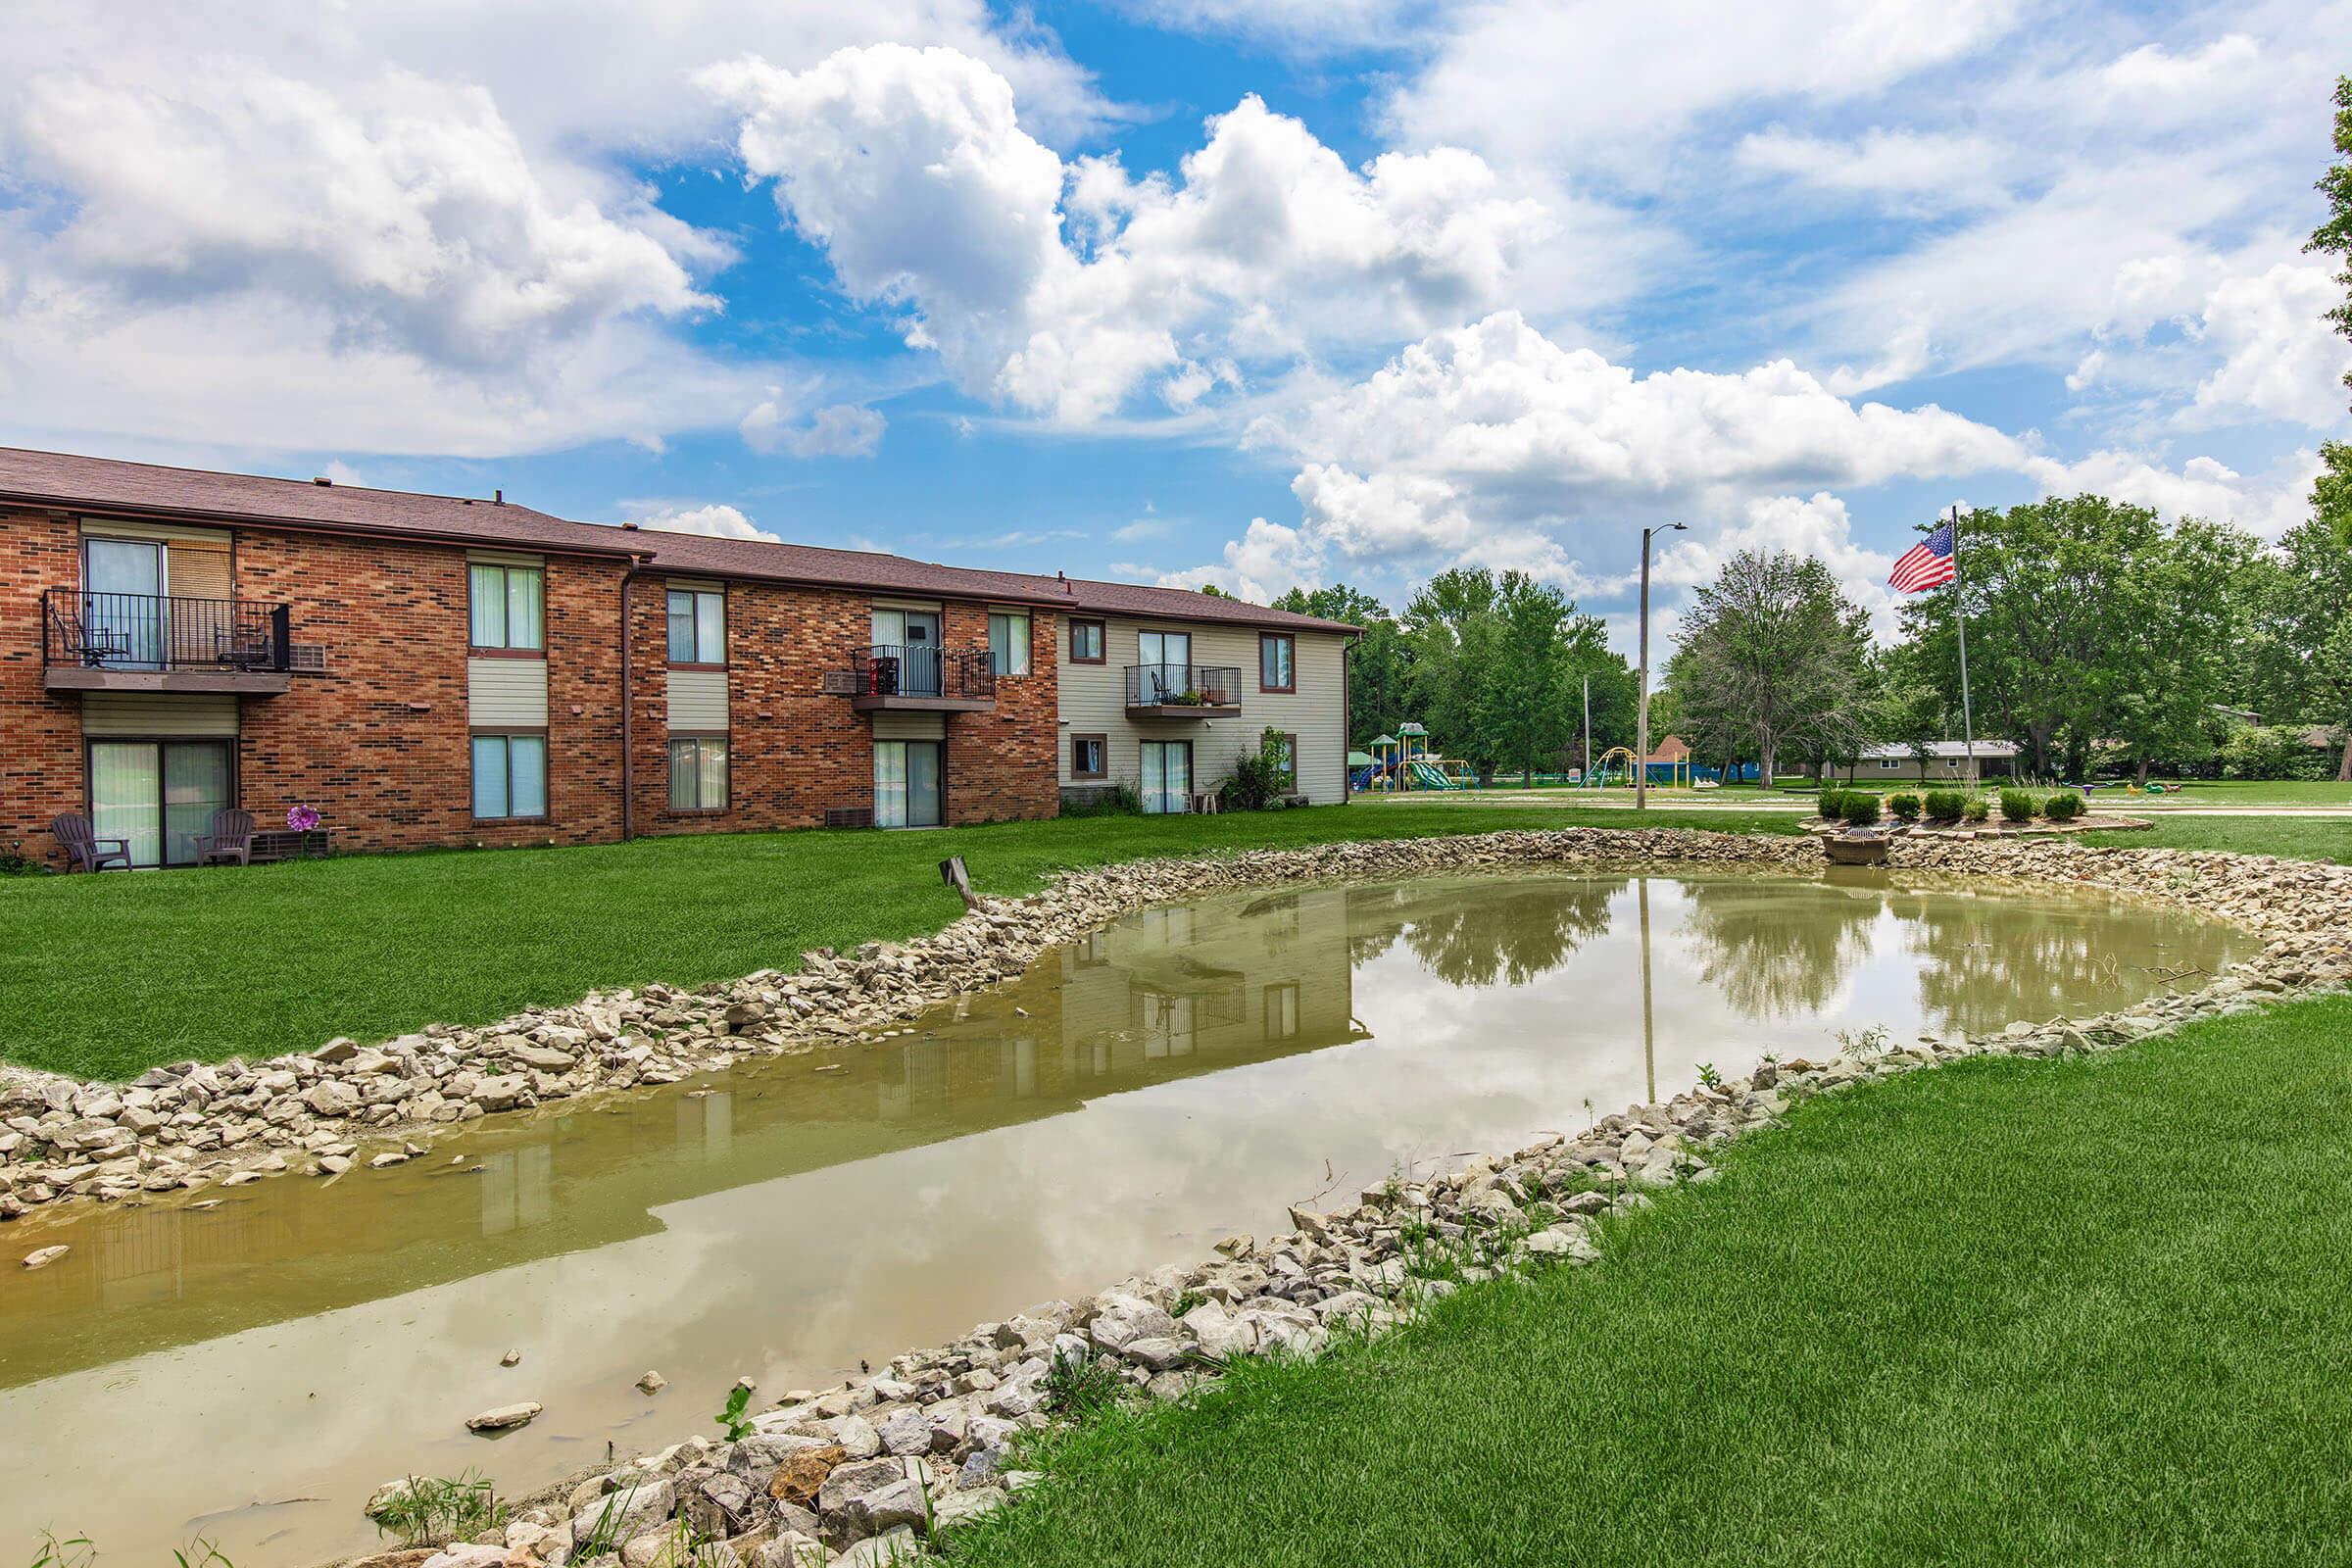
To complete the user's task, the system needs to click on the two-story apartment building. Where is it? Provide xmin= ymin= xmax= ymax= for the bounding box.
xmin=0 ymin=447 xmax=1354 ymax=867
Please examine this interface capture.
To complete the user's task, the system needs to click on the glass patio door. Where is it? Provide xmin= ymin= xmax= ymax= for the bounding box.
xmin=871 ymin=609 xmax=942 ymax=696
xmin=1141 ymin=740 xmax=1191 ymax=815
xmin=1135 ymin=630 xmax=1191 ymax=704
xmin=89 ymin=741 xmax=231 ymax=866
xmin=84 ymin=538 xmax=166 ymax=667
xmin=874 ymin=740 xmax=944 ymax=828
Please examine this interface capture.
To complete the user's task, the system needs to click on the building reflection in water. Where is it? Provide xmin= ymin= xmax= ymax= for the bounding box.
xmin=0 ymin=870 xmax=2243 ymax=1389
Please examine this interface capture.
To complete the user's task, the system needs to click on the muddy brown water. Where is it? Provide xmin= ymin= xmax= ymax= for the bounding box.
xmin=0 ymin=868 xmax=2249 ymax=1566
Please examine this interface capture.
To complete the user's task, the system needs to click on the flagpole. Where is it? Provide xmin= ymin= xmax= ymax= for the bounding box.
xmin=1950 ymin=505 xmax=1978 ymax=789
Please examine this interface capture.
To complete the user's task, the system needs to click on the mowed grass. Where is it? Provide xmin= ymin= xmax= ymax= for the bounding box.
xmin=0 ymin=804 xmax=1799 ymax=1080
xmin=2089 ymin=815 xmax=2348 ymax=859
xmin=954 ymin=996 xmax=2352 ymax=1568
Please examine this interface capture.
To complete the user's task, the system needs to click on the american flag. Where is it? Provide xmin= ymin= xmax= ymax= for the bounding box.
xmin=1889 ymin=521 xmax=1957 ymax=593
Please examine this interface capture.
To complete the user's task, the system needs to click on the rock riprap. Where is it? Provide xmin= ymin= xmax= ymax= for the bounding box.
xmin=4 ymin=829 xmax=2347 ymax=1230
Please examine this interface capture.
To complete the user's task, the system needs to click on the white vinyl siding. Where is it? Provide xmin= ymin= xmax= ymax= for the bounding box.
xmin=665 ymin=667 xmax=728 ymax=731
xmin=80 ymin=692 xmax=239 ymax=737
xmin=468 ymin=656 xmax=549 ymax=727
xmin=1056 ymin=618 xmax=1348 ymax=806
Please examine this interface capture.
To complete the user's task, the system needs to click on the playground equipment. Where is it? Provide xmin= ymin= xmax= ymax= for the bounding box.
xmin=1580 ymin=742 xmax=1694 ymax=790
xmin=1350 ymin=722 xmax=1474 ymax=792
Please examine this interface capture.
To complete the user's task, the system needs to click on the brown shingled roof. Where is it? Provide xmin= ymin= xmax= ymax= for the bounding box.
xmin=0 ymin=445 xmax=1358 ymax=631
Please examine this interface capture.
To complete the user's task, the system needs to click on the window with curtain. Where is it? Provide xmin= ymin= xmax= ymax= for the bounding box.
xmin=666 ymin=589 xmax=725 ymax=663
xmin=668 ymin=736 xmax=728 ymax=810
xmin=1068 ymin=619 xmax=1103 ymax=662
xmin=471 ymin=733 xmax=548 ymax=819
xmin=988 ymin=612 xmax=1031 ymax=675
xmin=1070 ymin=735 xmax=1106 ymax=778
xmin=1259 ymin=633 xmax=1296 ymax=691
xmin=469 ymin=564 xmax=544 ymax=651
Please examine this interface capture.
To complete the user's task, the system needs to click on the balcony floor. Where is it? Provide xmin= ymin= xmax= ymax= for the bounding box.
xmin=47 ymin=667 xmax=291 ymax=696
xmin=1126 ymin=703 xmax=1243 ymax=720
xmin=852 ymin=692 xmax=996 ymax=713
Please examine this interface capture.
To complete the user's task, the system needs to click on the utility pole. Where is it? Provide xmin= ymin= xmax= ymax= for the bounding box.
xmin=1582 ymin=673 xmax=1592 ymax=782
xmin=1637 ymin=522 xmax=1688 ymax=811
xmin=1950 ymin=504 xmax=1978 ymax=788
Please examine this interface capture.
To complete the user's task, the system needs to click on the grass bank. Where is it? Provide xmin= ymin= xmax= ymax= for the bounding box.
xmin=2088 ymin=816 xmax=2348 ymax=858
xmin=0 ymin=804 xmax=1796 ymax=1080
xmin=956 ymin=994 xmax=2352 ymax=1568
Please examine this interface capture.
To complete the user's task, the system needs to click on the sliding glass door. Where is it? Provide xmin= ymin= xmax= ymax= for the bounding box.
xmin=89 ymin=741 xmax=232 ymax=866
xmin=84 ymin=538 xmax=167 ymax=668
xmin=1135 ymin=629 xmax=1191 ymax=705
xmin=1140 ymin=740 xmax=1191 ymax=815
xmin=874 ymin=740 xmax=944 ymax=828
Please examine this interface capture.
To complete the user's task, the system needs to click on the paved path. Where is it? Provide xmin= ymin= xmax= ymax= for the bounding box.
xmin=1355 ymin=793 xmax=2352 ymax=818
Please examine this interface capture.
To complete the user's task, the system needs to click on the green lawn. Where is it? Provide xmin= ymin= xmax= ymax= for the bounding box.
xmin=0 ymin=804 xmax=1797 ymax=1081
xmin=2089 ymin=816 xmax=2347 ymax=859
xmin=955 ymin=995 xmax=2352 ymax=1568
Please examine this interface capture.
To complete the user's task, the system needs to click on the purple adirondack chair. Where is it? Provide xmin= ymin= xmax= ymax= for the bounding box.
xmin=52 ymin=812 xmax=131 ymax=872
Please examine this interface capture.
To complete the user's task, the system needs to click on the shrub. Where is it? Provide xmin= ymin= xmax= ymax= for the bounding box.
xmin=1999 ymin=789 xmax=2036 ymax=823
xmin=1059 ymin=784 xmax=1142 ymax=818
xmin=1961 ymin=795 xmax=1991 ymax=823
xmin=1921 ymin=789 xmax=1966 ymax=822
xmin=1218 ymin=729 xmax=1295 ymax=811
xmin=1886 ymin=792 xmax=1922 ymax=822
xmin=1840 ymin=792 xmax=1883 ymax=826
xmin=1816 ymin=787 xmax=1849 ymax=820
xmin=2043 ymin=791 xmax=2083 ymax=822
xmin=2220 ymin=724 xmax=2330 ymax=781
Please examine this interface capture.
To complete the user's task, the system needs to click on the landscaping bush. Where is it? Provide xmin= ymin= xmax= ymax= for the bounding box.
xmin=1999 ymin=789 xmax=2036 ymax=823
xmin=2043 ymin=791 xmax=2084 ymax=822
xmin=1962 ymin=795 xmax=1991 ymax=823
xmin=1059 ymin=784 xmax=1143 ymax=818
xmin=1217 ymin=729 xmax=1298 ymax=812
xmin=1839 ymin=793 xmax=1882 ymax=826
xmin=2220 ymin=724 xmax=2331 ymax=781
xmin=1921 ymin=789 xmax=1967 ymax=822
xmin=1816 ymin=787 xmax=1849 ymax=821
xmin=1886 ymin=792 xmax=1922 ymax=822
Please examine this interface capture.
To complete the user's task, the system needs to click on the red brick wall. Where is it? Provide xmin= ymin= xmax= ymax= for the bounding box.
xmin=232 ymin=529 xmax=627 ymax=854
xmin=945 ymin=604 xmax=1060 ymax=825
xmin=0 ymin=508 xmax=1064 ymax=864
xmin=0 ymin=509 xmax=92 ymax=868
xmin=631 ymin=576 xmax=880 ymax=834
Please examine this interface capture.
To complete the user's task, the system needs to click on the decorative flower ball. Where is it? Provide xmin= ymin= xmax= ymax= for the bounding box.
xmin=287 ymin=804 xmax=320 ymax=831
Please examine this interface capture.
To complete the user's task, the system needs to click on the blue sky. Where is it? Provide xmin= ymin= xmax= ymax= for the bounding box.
xmin=2 ymin=0 xmax=2346 ymax=646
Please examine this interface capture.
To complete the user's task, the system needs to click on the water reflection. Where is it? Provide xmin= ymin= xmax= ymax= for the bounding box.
xmin=0 ymin=869 xmax=2247 ymax=1568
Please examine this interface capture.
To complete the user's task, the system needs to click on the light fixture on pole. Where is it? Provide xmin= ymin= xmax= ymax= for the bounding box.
xmin=1637 ymin=522 xmax=1688 ymax=812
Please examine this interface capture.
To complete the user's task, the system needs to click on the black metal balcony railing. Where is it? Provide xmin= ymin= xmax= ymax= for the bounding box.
xmin=43 ymin=589 xmax=292 ymax=672
xmin=1124 ymin=662 xmax=1243 ymax=708
xmin=852 ymin=644 xmax=997 ymax=702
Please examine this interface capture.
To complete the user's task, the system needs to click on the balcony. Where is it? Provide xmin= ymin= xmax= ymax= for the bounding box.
xmin=848 ymin=644 xmax=997 ymax=713
xmin=1124 ymin=662 xmax=1243 ymax=719
xmin=43 ymin=589 xmax=295 ymax=695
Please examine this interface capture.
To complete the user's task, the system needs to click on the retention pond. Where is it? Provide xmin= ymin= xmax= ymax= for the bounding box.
xmin=1 ymin=867 xmax=2251 ymax=1565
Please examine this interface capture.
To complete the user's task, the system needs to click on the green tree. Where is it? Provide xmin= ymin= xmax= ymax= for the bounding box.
xmin=1672 ymin=550 xmax=1870 ymax=786
xmin=1271 ymin=583 xmax=1413 ymax=746
xmin=2306 ymin=75 xmax=2352 ymax=544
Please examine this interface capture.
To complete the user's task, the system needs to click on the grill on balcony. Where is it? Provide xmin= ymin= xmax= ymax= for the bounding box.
xmin=1124 ymin=662 xmax=1243 ymax=717
xmin=42 ymin=589 xmax=296 ymax=695
xmin=847 ymin=644 xmax=997 ymax=712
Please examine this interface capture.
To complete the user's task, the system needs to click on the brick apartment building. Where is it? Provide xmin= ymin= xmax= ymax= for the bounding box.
xmin=1 ymin=448 xmax=1355 ymax=868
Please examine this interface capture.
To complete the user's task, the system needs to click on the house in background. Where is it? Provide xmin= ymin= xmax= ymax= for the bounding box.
xmin=1851 ymin=740 xmax=2021 ymax=781
xmin=0 ymin=447 xmax=1354 ymax=868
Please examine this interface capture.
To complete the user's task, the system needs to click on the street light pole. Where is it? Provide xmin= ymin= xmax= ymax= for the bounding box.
xmin=1636 ymin=521 xmax=1688 ymax=811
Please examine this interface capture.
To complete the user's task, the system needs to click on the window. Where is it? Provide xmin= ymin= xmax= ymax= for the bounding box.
xmin=1071 ymin=734 xmax=1107 ymax=779
xmin=1264 ymin=982 xmax=1300 ymax=1042
xmin=1259 ymin=632 xmax=1296 ymax=692
xmin=668 ymin=736 xmax=728 ymax=811
xmin=469 ymin=564 xmax=544 ymax=652
xmin=471 ymin=733 xmax=548 ymax=819
xmin=1069 ymin=618 xmax=1104 ymax=663
xmin=988 ymin=611 xmax=1032 ymax=675
xmin=1880 ymin=758 xmax=1901 ymax=770
xmin=666 ymin=588 xmax=725 ymax=664
xmin=1268 ymin=732 xmax=1298 ymax=792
